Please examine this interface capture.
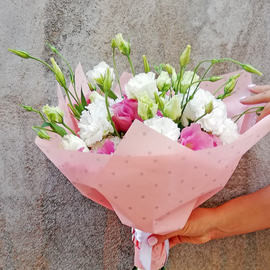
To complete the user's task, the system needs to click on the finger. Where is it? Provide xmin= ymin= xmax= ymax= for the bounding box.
xmin=257 ymin=103 xmax=270 ymax=122
xmin=248 ymin=84 xmax=270 ymax=93
xmin=240 ymin=92 xmax=270 ymax=104
xmin=148 ymin=231 xmax=183 ymax=246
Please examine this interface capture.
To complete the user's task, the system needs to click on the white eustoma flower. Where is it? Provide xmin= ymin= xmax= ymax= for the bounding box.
xmin=182 ymin=88 xmax=227 ymax=135
xmin=181 ymin=71 xmax=200 ymax=93
xmin=78 ymin=95 xmax=113 ymax=147
xmin=86 ymin=61 xmax=115 ymax=86
xmin=219 ymin=119 xmax=239 ymax=144
xmin=125 ymin=72 xmax=158 ymax=100
xmin=163 ymin=94 xmax=183 ymax=121
xmin=144 ymin=116 xmax=180 ymax=141
xmin=62 ymin=134 xmax=89 ymax=152
xmin=156 ymin=71 xmax=171 ymax=91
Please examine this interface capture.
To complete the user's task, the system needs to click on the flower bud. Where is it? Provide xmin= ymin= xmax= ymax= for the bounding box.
xmin=103 ymin=68 xmax=113 ymax=92
xmin=205 ymin=101 xmax=214 ymax=114
xmin=157 ymin=71 xmax=171 ymax=92
xmin=8 ymin=49 xmax=31 ymax=59
xmin=21 ymin=105 xmax=33 ymax=111
xmin=42 ymin=105 xmax=64 ymax=123
xmin=142 ymin=55 xmax=150 ymax=73
xmin=46 ymin=43 xmax=58 ymax=54
xmin=165 ymin=64 xmax=173 ymax=75
xmin=32 ymin=127 xmax=50 ymax=140
xmin=209 ymin=76 xmax=222 ymax=82
xmin=114 ymin=33 xmax=130 ymax=56
xmin=138 ymin=95 xmax=158 ymax=120
xmin=241 ymin=64 xmax=262 ymax=76
xmin=111 ymin=38 xmax=117 ymax=49
xmin=180 ymin=45 xmax=191 ymax=67
xmin=50 ymin=57 xmax=66 ymax=87
xmin=154 ymin=92 xmax=165 ymax=111
xmin=88 ymin=82 xmax=96 ymax=91
xmin=164 ymin=95 xmax=182 ymax=121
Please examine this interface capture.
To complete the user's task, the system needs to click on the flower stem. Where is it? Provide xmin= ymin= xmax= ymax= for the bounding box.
xmin=176 ymin=67 xmax=185 ymax=94
xmin=29 ymin=56 xmax=54 ymax=72
xmin=232 ymin=106 xmax=264 ymax=123
xmin=194 ymin=112 xmax=208 ymax=122
xmin=62 ymin=122 xmax=77 ymax=136
xmin=32 ymin=126 xmax=57 ymax=133
xmin=213 ymin=81 xmax=227 ymax=96
xmin=104 ymin=88 xmax=121 ymax=138
xmin=113 ymin=48 xmax=123 ymax=96
xmin=180 ymin=63 xmax=213 ymax=120
xmin=32 ymin=109 xmax=47 ymax=122
xmin=127 ymin=55 xmax=135 ymax=76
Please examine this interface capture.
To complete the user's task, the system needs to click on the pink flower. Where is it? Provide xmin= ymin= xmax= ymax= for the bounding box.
xmin=179 ymin=123 xmax=221 ymax=151
xmin=97 ymin=139 xmax=115 ymax=154
xmin=112 ymin=98 xmax=141 ymax=132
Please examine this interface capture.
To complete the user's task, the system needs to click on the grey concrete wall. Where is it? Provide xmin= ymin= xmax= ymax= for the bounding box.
xmin=1 ymin=0 xmax=270 ymax=269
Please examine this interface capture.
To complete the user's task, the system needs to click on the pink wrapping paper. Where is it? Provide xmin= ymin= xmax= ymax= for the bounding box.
xmin=35 ymin=64 xmax=270 ymax=268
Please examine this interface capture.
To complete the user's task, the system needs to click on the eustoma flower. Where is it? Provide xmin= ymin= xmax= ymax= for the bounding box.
xmin=125 ymin=72 xmax=158 ymax=100
xmin=179 ymin=123 xmax=221 ymax=150
xmin=97 ymin=139 xmax=115 ymax=154
xmin=138 ymin=95 xmax=158 ymax=120
xmin=62 ymin=134 xmax=89 ymax=152
xmin=144 ymin=116 xmax=180 ymax=141
xmin=78 ymin=92 xmax=114 ymax=146
xmin=86 ymin=61 xmax=115 ymax=87
xmin=112 ymin=98 xmax=141 ymax=132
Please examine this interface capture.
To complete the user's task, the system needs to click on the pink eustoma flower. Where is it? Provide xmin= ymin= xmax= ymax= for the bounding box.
xmin=112 ymin=98 xmax=141 ymax=132
xmin=179 ymin=123 xmax=221 ymax=150
xmin=97 ymin=139 xmax=115 ymax=155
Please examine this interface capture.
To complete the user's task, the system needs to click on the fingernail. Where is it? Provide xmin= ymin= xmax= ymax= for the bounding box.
xmin=240 ymin=96 xmax=247 ymax=101
xmin=148 ymin=236 xmax=158 ymax=246
xmin=248 ymin=84 xmax=256 ymax=89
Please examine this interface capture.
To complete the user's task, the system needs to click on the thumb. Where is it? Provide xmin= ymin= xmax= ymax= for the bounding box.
xmin=148 ymin=229 xmax=185 ymax=247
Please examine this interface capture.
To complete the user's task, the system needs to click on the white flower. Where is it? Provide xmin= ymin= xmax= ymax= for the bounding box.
xmin=156 ymin=71 xmax=171 ymax=91
xmin=62 ymin=134 xmax=89 ymax=152
xmin=78 ymin=97 xmax=113 ymax=147
xmin=144 ymin=116 xmax=180 ymax=141
xmin=182 ymin=88 xmax=227 ymax=135
xmin=125 ymin=72 xmax=158 ymax=100
xmin=219 ymin=119 xmax=239 ymax=144
xmin=86 ymin=61 xmax=115 ymax=86
xmin=181 ymin=71 xmax=199 ymax=93
xmin=163 ymin=94 xmax=183 ymax=121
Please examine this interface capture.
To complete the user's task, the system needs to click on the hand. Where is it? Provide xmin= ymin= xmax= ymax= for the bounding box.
xmin=240 ymin=84 xmax=270 ymax=121
xmin=148 ymin=186 xmax=270 ymax=249
xmin=148 ymin=208 xmax=218 ymax=248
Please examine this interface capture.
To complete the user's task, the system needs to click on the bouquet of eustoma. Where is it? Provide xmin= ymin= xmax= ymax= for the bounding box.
xmin=9 ymin=33 xmax=270 ymax=270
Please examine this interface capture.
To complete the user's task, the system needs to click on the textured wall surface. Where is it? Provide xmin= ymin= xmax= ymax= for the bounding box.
xmin=1 ymin=0 xmax=270 ymax=269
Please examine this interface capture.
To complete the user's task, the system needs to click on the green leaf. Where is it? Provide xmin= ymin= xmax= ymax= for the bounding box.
xmin=50 ymin=123 xmax=67 ymax=137
xmin=81 ymin=88 xmax=87 ymax=108
xmin=41 ymin=122 xmax=52 ymax=128
xmin=108 ymin=90 xmax=118 ymax=100
xmin=68 ymin=104 xmax=80 ymax=119
xmin=69 ymin=73 xmax=74 ymax=84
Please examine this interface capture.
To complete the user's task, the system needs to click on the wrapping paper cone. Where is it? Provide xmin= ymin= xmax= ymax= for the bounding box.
xmin=35 ymin=65 xmax=270 ymax=269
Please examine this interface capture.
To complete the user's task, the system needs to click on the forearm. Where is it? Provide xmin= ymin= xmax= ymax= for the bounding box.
xmin=212 ymin=185 xmax=270 ymax=239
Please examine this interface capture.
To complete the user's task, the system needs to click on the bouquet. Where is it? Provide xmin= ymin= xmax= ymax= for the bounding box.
xmin=9 ymin=34 xmax=270 ymax=270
